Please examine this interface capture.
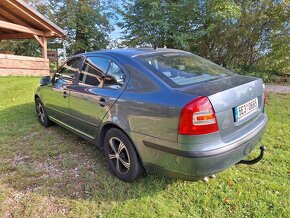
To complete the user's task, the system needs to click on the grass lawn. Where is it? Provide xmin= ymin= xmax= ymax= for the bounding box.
xmin=0 ymin=77 xmax=289 ymax=217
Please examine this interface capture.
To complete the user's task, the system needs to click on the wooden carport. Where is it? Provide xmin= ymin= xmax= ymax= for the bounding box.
xmin=0 ymin=0 xmax=66 ymax=76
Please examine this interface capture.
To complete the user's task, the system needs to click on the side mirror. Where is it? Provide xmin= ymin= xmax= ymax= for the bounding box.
xmin=40 ymin=76 xmax=51 ymax=86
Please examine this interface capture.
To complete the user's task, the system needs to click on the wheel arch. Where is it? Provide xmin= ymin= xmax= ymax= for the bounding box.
xmin=34 ymin=94 xmax=40 ymax=101
xmin=35 ymin=93 xmax=45 ymax=108
xmin=34 ymin=94 xmax=45 ymax=108
xmin=97 ymin=122 xmax=145 ymax=165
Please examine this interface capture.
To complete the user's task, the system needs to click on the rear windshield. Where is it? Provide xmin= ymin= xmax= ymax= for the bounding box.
xmin=136 ymin=52 xmax=233 ymax=87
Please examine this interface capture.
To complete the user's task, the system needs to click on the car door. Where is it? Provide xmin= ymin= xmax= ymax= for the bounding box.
xmin=42 ymin=57 xmax=83 ymax=126
xmin=69 ymin=56 xmax=128 ymax=139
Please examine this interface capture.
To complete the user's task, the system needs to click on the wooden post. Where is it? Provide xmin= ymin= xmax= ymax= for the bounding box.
xmin=56 ymin=48 xmax=59 ymax=69
xmin=33 ymin=35 xmax=47 ymax=59
xmin=42 ymin=37 xmax=47 ymax=59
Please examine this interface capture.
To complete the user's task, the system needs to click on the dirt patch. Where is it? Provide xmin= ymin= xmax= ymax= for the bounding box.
xmin=266 ymin=85 xmax=290 ymax=93
xmin=0 ymin=184 xmax=69 ymax=218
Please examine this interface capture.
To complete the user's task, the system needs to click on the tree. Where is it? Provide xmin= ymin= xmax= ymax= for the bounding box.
xmin=0 ymin=40 xmax=41 ymax=56
xmin=117 ymin=0 xmax=199 ymax=49
xmin=118 ymin=0 xmax=290 ymax=74
xmin=47 ymin=0 xmax=113 ymax=55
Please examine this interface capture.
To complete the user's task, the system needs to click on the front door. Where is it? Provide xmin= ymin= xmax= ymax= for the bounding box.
xmin=42 ymin=57 xmax=82 ymax=126
xmin=69 ymin=56 xmax=127 ymax=139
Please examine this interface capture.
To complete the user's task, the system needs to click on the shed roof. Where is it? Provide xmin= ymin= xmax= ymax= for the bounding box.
xmin=0 ymin=0 xmax=66 ymax=40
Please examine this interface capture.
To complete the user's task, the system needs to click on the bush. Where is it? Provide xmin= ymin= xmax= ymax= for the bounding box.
xmin=232 ymin=65 xmax=287 ymax=83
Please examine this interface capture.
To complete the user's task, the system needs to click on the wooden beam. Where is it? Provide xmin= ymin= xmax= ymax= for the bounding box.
xmin=33 ymin=35 xmax=44 ymax=47
xmin=32 ymin=35 xmax=48 ymax=59
xmin=1 ymin=0 xmax=65 ymax=39
xmin=0 ymin=33 xmax=34 ymax=39
xmin=0 ymin=7 xmax=30 ymax=27
xmin=5 ymin=0 xmax=52 ymax=31
xmin=0 ymin=20 xmax=45 ymax=36
xmin=6 ymin=0 xmax=65 ymax=38
xmin=0 ymin=7 xmax=56 ymax=38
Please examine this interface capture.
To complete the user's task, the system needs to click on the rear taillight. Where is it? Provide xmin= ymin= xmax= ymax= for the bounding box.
xmin=178 ymin=96 xmax=219 ymax=135
xmin=263 ymin=84 xmax=267 ymax=108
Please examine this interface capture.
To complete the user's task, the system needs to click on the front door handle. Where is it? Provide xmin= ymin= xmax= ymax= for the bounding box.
xmin=63 ymin=91 xmax=69 ymax=98
xmin=99 ymin=98 xmax=106 ymax=107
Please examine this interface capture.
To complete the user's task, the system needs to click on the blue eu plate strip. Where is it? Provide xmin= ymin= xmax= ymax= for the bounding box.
xmin=234 ymin=107 xmax=239 ymax=122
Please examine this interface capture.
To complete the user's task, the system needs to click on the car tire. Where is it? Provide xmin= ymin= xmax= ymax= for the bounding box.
xmin=35 ymin=98 xmax=53 ymax=127
xmin=104 ymin=128 xmax=144 ymax=182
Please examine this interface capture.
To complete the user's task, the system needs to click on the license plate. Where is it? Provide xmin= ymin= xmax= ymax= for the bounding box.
xmin=234 ymin=98 xmax=258 ymax=122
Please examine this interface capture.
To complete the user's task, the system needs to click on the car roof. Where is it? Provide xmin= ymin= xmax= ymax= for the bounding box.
xmin=76 ymin=48 xmax=184 ymax=58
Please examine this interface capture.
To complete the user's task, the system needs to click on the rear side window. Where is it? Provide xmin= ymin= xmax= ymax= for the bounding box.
xmin=79 ymin=57 xmax=110 ymax=87
xmin=104 ymin=62 xmax=126 ymax=89
xmin=136 ymin=52 xmax=233 ymax=87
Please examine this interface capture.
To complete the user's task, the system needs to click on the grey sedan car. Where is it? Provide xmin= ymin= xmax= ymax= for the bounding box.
xmin=35 ymin=48 xmax=268 ymax=182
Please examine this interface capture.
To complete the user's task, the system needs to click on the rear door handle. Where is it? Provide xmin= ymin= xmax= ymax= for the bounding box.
xmin=63 ymin=91 xmax=69 ymax=98
xmin=99 ymin=98 xmax=106 ymax=107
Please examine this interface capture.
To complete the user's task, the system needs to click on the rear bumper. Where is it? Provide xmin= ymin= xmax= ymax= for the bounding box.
xmin=132 ymin=113 xmax=268 ymax=180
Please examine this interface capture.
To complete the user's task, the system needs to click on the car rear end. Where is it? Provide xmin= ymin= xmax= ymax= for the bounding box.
xmin=174 ymin=76 xmax=267 ymax=179
xmin=134 ymin=50 xmax=268 ymax=180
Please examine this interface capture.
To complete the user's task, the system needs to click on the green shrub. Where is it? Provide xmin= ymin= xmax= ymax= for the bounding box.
xmin=232 ymin=65 xmax=287 ymax=83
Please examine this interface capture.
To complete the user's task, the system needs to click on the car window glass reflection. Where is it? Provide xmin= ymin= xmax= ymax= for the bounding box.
xmin=138 ymin=53 xmax=233 ymax=87
xmin=55 ymin=58 xmax=81 ymax=85
xmin=105 ymin=62 xmax=126 ymax=89
xmin=79 ymin=57 xmax=109 ymax=87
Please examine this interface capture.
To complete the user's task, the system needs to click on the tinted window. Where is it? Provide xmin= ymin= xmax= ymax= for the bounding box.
xmin=79 ymin=57 xmax=110 ymax=87
xmin=136 ymin=52 xmax=233 ymax=87
xmin=55 ymin=58 xmax=81 ymax=84
xmin=104 ymin=62 xmax=126 ymax=89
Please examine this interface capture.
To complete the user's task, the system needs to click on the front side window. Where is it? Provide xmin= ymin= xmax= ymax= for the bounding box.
xmin=104 ymin=62 xmax=126 ymax=89
xmin=79 ymin=57 xmax=110 ymax=87
xmin=136 ymin=52 xmax=233 ymax=87
xmin=55 ymin=58 xmax=82 ymax=84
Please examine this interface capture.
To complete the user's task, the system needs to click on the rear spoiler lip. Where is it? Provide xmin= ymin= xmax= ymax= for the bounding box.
xmin=175 ymin=75 xmax=259 ymax=97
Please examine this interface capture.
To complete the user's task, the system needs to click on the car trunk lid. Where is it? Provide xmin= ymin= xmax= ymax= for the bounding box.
xmin=175 ymin=75 xmax=265 ymax=139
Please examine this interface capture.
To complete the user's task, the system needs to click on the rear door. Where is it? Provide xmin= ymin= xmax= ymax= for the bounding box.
xmin=69 ymin=56 xmax=127 ymax=139
xmin=42 ymin=57 xmax=82 ymax=125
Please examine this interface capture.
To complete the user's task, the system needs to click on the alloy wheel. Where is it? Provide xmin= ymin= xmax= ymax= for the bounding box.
xmin=107 ymin=137 xmax=131 ymax=174
xmin=36 ymin=103 xmax=45 ymax=123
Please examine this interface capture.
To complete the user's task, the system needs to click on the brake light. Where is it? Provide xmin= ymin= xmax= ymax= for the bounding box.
xmin=178 ymin=96 xmax=219 ymax=135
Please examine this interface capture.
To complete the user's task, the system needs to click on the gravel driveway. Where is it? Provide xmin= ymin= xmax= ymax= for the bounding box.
xmin=265 ymin=85 xmax=290 ymax=93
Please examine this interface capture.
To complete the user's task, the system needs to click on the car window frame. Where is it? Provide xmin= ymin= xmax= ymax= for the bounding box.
xmin=75 ymin=54 xmax=130 ymax=91
xmin=77 ymin=55 xmax=110 ymax=88
xmin=52 ymin=56 xmax=84 ymax=85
